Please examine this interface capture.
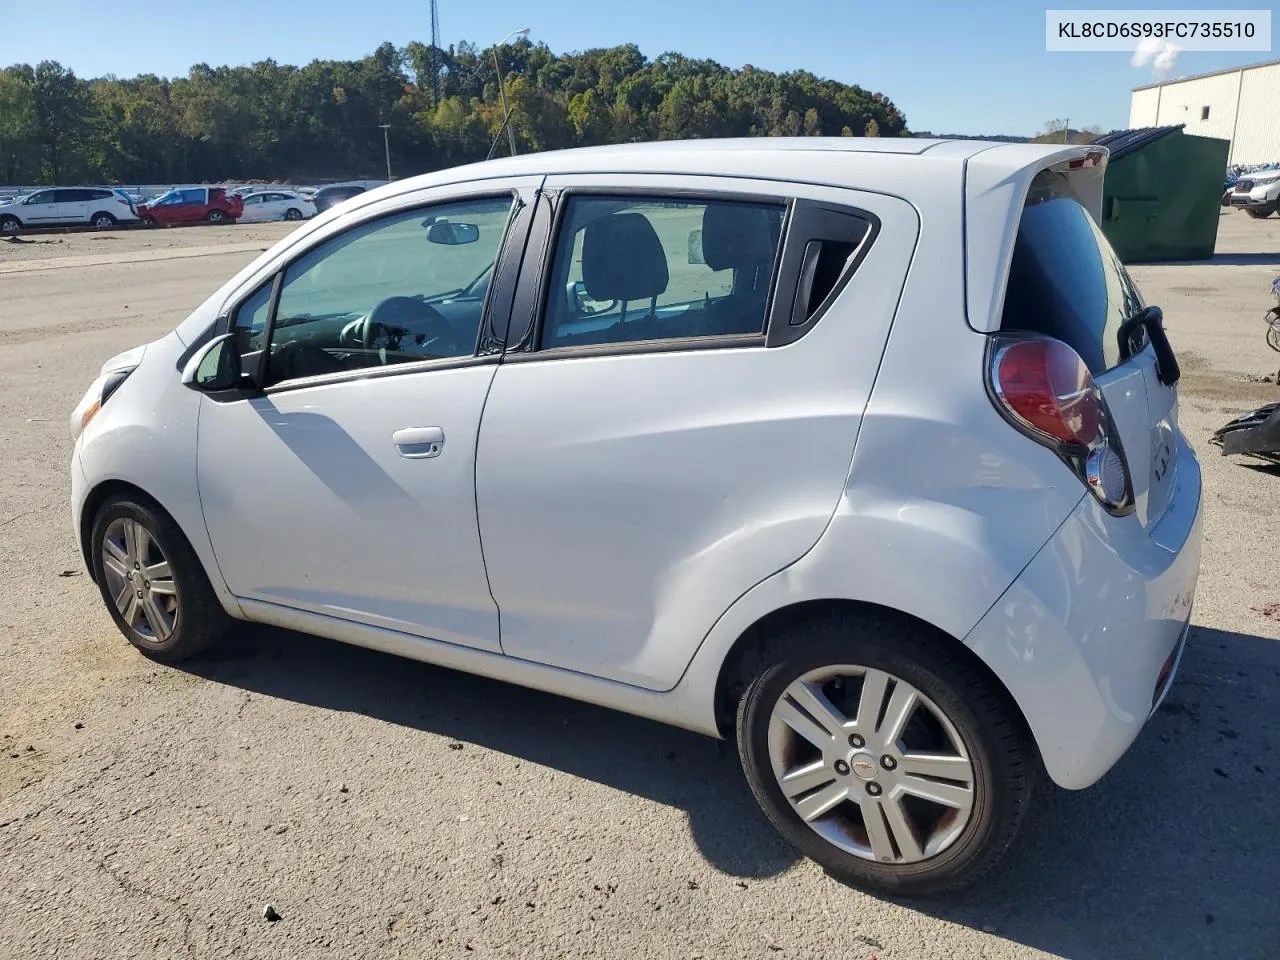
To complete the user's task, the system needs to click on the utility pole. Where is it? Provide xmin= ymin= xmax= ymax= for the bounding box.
xmin=429 ymin=0 xmax=441 ymax=106
xmin=492 ymin=28 xmax=529 ymax=157
xmin=379 ymin=124 xmax=392 ymax=180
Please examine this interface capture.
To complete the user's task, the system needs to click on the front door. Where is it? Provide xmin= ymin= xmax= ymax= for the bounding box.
xmin=197 ymin=186 xmax=533 ymax=651
xmin=476 ymin=175 xmax=919 ymax=690
xmin=20 ymin=189 xmax=58 ymax=224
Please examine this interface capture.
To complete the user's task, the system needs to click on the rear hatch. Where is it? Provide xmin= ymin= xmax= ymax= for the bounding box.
xmin=999 ymin=168 xmax=1179 ymax=528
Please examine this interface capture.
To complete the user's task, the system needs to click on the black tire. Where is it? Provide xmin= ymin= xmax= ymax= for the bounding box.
xmin=0 ymin=214 xmax=21 ymax=235
xmin=206 ymin=209 xmax=226 ymax=224
xmin=90 ymin=211 xmax=117 ymax=229
xmin=736 ymin=609 xmax=1034 ymax=898
xmin=140 ymin=215 xmax=156 ymax=226
xmin=90 ymin=494 xmax=230 ymax=662
xmin=283 ymin=207 xmax=303 ymax=221
xmin=1247 ymin=204 xmax=1276 ymax=219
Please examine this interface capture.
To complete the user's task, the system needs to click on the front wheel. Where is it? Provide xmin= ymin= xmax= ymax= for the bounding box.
xmin=1267 ymin=312 xmax=1280 ymax=353
xmin=0 ymin=215 xmax=20 ymax=235
xmin=736 ymin=611 xmax=1034 ymax=898
xmin=1247 ymin=204 xmax=1277 ymax=219
xmin=91 ymin=495 xmax=230 ymax=662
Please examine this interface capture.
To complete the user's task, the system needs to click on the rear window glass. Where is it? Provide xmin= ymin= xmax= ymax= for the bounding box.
xmin=1000 ymin=171 xmax=1144 ymax=373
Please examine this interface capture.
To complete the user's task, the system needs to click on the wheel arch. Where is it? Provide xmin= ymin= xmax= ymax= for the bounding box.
xmin=88 ymin=209 xmax=116 ymax=224
xmin=78 ymin=479 xmax=168 ymax=582
xmin=711 ymin=597 xmax=1035 ymax=749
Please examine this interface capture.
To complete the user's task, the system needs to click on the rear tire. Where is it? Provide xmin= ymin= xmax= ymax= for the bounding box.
xmin=90 ymin=211 xmax=117 ymax=229
xmin=284 ymin=207 xmax=303 ymax=221
xmin=1247 ymin=204 xmax=1276 ymax=219
xmin=206 ymin=209 xmax=226 ymax=224
xmin=736 ymin=609 xmax=1034 ymax=898
xmin=0 ymin=214 xmax=20 ymax=235
xmin=140 ymin=215 xmax=156 ymax=226
xmin=90 ymin=494 xmax=230 ymax=662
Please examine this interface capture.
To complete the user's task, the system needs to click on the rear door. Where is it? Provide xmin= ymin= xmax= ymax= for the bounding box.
xmin=51 ymin=189 xmax=89 ymax=223
xmin=476 ymin=174 xmax=918 ymax=690
xmin=178 ymin=188 xmax=207 ymax=221
xmin=1000 ymin=171 xmax=1179 ymax=527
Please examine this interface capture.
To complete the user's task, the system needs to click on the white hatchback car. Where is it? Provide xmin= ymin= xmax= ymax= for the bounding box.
xmin=237 ymin=189 xmax=315 ymax=223
xmin=0 ymin=187 xmax=138 ymax=233
xmin=69 ymin=139 xmax=1201 ymax=897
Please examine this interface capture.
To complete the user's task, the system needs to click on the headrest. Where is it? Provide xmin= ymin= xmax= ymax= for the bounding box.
xmin=701 ymin=204 xmax=778 ymax=271
xmin=582 ymin=212 xmax=669 ymax=302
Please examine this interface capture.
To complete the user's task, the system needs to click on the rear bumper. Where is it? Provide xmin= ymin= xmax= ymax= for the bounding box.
xmin=965 ymin=441 xmax=1203 ymax=789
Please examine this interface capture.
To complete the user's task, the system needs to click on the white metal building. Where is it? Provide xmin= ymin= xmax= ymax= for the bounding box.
xmin=1129 ymin=58 xmax=1280 ymax=164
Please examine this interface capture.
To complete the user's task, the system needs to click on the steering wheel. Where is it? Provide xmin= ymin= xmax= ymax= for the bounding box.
xmin=361 ymin=296 xmax=456 ymax=357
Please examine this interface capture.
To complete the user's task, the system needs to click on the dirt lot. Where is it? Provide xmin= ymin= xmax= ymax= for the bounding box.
xmin=1 ymin=212 xmax=1279 ymax=960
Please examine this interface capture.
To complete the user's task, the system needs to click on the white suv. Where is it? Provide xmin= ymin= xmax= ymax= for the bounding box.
xmin=1227 ymin=169 xmax=1280 ymax=218
xmin=0 ymin=187 xmax=137 ymax=233
xmin=68 ymin=139 xmax=1202 ymax=896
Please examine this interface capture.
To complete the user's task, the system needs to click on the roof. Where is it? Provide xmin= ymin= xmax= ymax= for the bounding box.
xmin=1132 ymin=56 xmax=1280 ymax=91
xmin=1091 ymin=125 xmax=1184 ymax=161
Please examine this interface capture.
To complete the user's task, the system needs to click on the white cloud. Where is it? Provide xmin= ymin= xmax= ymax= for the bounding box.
xmin=1132 ymin=37 xmax=1179 ymax=78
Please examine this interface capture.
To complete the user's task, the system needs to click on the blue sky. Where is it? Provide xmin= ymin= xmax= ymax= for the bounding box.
xmin=0 ymin=0 xmax=1271 ymax=137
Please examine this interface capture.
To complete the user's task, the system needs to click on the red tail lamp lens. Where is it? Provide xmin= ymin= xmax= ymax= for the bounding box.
xmin=995 ymin=339 xmax=1101 ymax=446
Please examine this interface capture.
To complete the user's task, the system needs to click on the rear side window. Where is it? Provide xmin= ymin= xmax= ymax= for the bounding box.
xmin=541 ymin=196 xmax=785 ymax=349
xmin=91 ymin=189 xmax=115 ymax=200
xmin=180 ymin=189 xmax=206 ymax=204
xmin=1000 ymin=171 xmax=1144 ymax=373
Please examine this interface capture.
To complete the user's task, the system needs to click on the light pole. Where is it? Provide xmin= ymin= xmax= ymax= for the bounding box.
xmin=379 ymin=123 xmax=392 ymax=180
xmin=492 ymin=27 xmax=529 ymax=156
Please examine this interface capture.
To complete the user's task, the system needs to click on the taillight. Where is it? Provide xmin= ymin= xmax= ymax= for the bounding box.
xmin=988 ymin=336 xmax=1132 ymax=512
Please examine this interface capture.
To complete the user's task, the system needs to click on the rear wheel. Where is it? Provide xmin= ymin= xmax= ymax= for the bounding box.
xmin=206 ymin=209 xmax=227 ymax=224
xmin=90 ymin=211 xmax=117 ymax=229
xmin=140 ymin=215 xmax=156 ymax=226
xmin=91 ymin=495 xmax=230 ymax=662
xmin=284 ymin=207 xmax=303 ymax=221
xmin=0 ymin=215 xmax=20 ymax=235
xmin=1247 ymin=204 xmax=1276 ymax=219
xmin=736 ymin=610 xmax=1034 ymax=898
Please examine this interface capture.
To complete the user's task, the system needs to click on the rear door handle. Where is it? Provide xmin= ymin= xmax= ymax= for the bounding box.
xmin=392 ymin=426 xmax=444 ymax=459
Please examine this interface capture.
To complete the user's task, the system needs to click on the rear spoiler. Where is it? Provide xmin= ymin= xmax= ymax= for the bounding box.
xmin=964 ymin=144 xmax=1110 ymax=333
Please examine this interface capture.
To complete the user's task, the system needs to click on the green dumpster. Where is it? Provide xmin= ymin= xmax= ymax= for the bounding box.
xmin=1093 ymin=125 xmax=1230 ymax=263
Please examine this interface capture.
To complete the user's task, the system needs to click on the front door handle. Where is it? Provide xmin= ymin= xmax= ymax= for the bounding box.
xmin=392 ymin=426 xmax=444 ymax=459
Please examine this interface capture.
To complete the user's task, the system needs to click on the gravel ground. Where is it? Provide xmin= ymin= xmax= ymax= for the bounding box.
xmin=1 ymin=212 xmax=1278 ymax=960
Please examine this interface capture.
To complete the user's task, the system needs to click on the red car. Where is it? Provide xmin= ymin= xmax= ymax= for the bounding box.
xmin=137 ymin=187 xmax=243 ymax=225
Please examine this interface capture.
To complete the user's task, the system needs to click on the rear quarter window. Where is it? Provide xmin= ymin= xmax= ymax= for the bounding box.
xmin=1000 ymin=171 xmax=1144 ymax=373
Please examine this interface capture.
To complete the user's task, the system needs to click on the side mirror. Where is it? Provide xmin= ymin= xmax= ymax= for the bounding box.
xmin=182 ymin=333 xmax=244 ymax=391
xmin=565 ymin=279 xmax=618 ymax=317
xmin=687 ymin=228 xmax=705 ymax=265
xmin=425 ymin=220 xmax=480 ymax=245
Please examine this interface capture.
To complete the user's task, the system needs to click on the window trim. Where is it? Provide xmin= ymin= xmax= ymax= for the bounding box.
xmin=764 ymin=201 xmax=880 ymax=348
xmin=214 ymin=187 xmax=528 ymax=393
xmin=512 ymin=186 xmax=793 ymax=361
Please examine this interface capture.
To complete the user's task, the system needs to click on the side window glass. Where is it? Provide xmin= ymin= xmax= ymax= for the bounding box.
xmin=231 ymin=279 xmax=272 ymax=355
xmin=541 ymin=196 xmax=784 ymax=349
xmin=180 ymin=189 xmax=205 ymax=204
xmin=263 ymin=195 xmax=513 ymax=386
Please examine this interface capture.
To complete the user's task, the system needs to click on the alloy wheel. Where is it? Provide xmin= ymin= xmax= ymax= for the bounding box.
xmin=767 ymin=665 xmax=976 ymax=864
xmin=101 ymin=518 xmax=178 ymax=643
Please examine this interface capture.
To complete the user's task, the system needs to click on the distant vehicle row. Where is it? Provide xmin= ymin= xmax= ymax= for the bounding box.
xmin=0 ymin=183 xmax=368 ymax=234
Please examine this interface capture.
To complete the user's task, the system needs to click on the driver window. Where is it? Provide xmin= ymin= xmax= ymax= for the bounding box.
xmin=263 ymin=195 xmax=513 ymax=387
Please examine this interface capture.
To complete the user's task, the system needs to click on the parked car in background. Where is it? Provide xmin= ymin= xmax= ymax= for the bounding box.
xmin=312 ymin=183 xmax=365 ymax=212
xmin=137 ymin=187 xmax=243 ymax=226
xmin=237 ymin=190 xmax=315 ymax=223
xmin=1228 ymin=170 xmax=1280 ymax=218
xmin=70 ymin=139 xmax=1202 ymax=897
xmin=0 ymin=187 xmax=138 ymax=234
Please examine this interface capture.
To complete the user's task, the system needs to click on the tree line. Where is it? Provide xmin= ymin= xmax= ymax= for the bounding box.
xmin=0 ymin=41 xmax=908 ymax=185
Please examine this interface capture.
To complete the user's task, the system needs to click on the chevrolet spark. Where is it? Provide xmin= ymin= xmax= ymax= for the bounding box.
xmin=70 ymin=139 xmax=1202 ymax=897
